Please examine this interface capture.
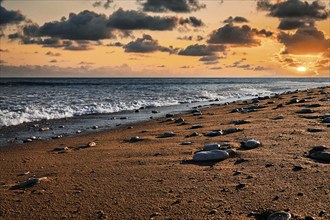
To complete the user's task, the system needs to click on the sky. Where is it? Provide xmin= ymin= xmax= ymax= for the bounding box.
xmin=0 ymin=0 xmax=329 ymax=77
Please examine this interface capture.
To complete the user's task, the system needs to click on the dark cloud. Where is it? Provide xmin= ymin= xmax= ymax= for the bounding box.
xmin=278 ymin=26 xmax=330 ymax=54
xmin=49 ymin=59 xmax=57 ymax=63
xmin=207 ymin=24 xmax=272 ymax=46
xmin=257 ymin=0 xmax=329 ymax=30
xmin=0 ymin=5 xmax=25 ymax=26
xmin=107 ymin=42 xmax=124 ymax=47
xmin=199 ymin=55 xmax=220 ymax=65
xmin=37 ymin=10 xmax=114 ymax=40
xmin=93 ymin=0 xmax=113 ymax=9
xmin=278 ymin=18 xmax=312 ymax=30
xmin=178 ymin=44 xmax=225 ymax=56
xmin=108 ymin=8 xmax=178 ymax=31
xmin=107 ymin=8 xmax=202 ymax=31
xmin=124 ymin=34 xmax=176 ymax=53
xmin=177 ymin=35 xmax=204 ymax=41
xmin=223 ymin=16 xmax=249 ymax=23
xmin=140 ymin=0 xmax=206 ymax=13
xmin=257 ymin=0 xmax=328 ymax=20
xmin=179 ymin=16 xmax=204 ymax=27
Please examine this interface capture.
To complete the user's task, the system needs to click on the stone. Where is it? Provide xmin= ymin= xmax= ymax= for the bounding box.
xmin=23 ymin=139 xmax=33 ymax=143
xmin=10 ymin=177 xmax=48 ymax=190
xmin=267 ymin=211 xmax=291 ymax=220
xmin=224 ymin=127 xmax=241 ymax=134
xmin=88 ymin=142 xmax=97 ymax=147
xmin=92 ymin=125 xmax=99 ymax=129
xmin=120 ymin=117 xmax=128 ymax=120
xmin=128 ymin=136 xmax=140 ymax=142
xmin=230 ymin=108 xmax=239 ymax=113
xmin=191 ymin=124 xmax=202 ymax=129
xmin=193 ymin=150 xmax=229 ymax=162
xmin=159 ymin=132 xmax=175 ymax=138
xmin=181 ymin=142 xmax=192 ymax=145
xmin=231 ymin=119 xmax=250 ymax=125
xmin=175 ymin=118 xmax=184 ymax=123
xmin=152 ymin=110 xmax=159 ymax=114
xmin=296 ymin=109 xmax=313 ymax=114
xmin=307 ymin=104 xmax=321 ymax=108
xmin=307 ymin=128 xmax=324 ymax=132
xmin=288 ymin=98 xmax=299 ymax=104
xmin=59 ymin=125 xmax=65 ymax=128
xmin=193 ymin=112 xmax=202 ymax=116
xmin=322 ymin=117 xmax=330 ymax=123
xmin=186 ymin=131 xmax=199 ymax=137
xmin=204 ymin=130 xmax=223 ymax=137
xmin=165 ymin=118 xmax=174 ymax=122
xmin=275 ymin=115 xmax=284 ymax=120
xmin=203 ymin=143 xmax=220 ymax=151
xmin=308 ymin=146 xmax=330 ymax=162
xmin=53 ymin=146 xmax=69 ymax=151
xmin=166 ymin=113 xmax=174 ymax=118
xmin=241 ymin=139 xmax=261 ymax=149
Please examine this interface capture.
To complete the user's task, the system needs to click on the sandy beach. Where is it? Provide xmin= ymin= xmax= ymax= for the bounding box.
xmin=0 ymin=87 xmax=329 ymax=220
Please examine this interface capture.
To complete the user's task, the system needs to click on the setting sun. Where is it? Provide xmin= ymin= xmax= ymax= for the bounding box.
xmin=296 ymin=66 xmax=307 ymax=72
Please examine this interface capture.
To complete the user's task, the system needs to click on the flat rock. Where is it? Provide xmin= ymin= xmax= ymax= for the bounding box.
xmin=296 ymin=108 xmax=314 ymax=114
xmin=191 ymin=124 xmax=202 ymax=129
xmin=308 ymin=146 xmax=330 ymax=162
xmin=274 ymin=115 xmax=284 ymax=120
xmin=39 ymin=127 xmax=50 ymax=131
xmin=166 ymin=113 xmax=174 ymax=118
xmin=241 ymin=139 xmax=261 ymax=149
xmin=322 ymin=117 xmax=330 ymax=123
xmin=175 ymin=118 xmax=184 ymax=123
xmin=204 ymin=130 xmax=223 ymax=137
xmin=307 ymin=128 xmax=324 ymax=132
xmin=203 ymin=143 xmax=220 ymax=151
xmin=181 ymin=142 xmax=192 ymax=145
xmin=231 ymin=119 xmax=250 ymax=125
xmin=193 ymin=150 xmax=229 ymax=162
xmin=10 ymin=177 xmax=48 ymax=190
xmin=186 ymin=131 xmax=199 ymax=137
xmin=159 ymin=132 xmax=175 ymax=138
xmin=267 ymin=211 xmax=291 ymax=220
xmin=224 ymin=127 xmax=241 ymax=134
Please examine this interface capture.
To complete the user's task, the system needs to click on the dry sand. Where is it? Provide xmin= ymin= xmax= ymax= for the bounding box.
xmin=0 ymin=87 xmax=329 ymax=220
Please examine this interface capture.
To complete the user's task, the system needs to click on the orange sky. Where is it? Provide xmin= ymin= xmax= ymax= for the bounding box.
xmin=0 ymin=0 xmax=329 ymax=77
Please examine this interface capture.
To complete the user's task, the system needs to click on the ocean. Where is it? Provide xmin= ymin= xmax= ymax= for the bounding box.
xmin=0 ymin=77 xmax=329 ymax=146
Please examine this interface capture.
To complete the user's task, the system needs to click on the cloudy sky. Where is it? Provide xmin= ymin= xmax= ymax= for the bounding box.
xmin=0 ymin=0 xmax=329 ymax=77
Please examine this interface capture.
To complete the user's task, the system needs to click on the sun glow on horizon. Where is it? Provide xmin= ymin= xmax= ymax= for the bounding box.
xmin=296 ymin=66 xmax=307 ymax=72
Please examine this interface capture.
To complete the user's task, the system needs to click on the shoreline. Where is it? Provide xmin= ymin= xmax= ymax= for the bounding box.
xmin=1 ymin=85 xmax=328 ymax=148
xmin=0 ymin=86 xmax=329 ymax=219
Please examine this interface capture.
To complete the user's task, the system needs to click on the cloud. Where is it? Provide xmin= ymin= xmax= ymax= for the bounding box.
xmin=49 ymin=59 xmax=57 ymax=63
xmin=178 ymin=44 xmax=225 ymax=56
xmin=257 ymin=0 xmax=329 ymax=30
xmin=278 ymin=26 xmax=330 ymax=54
xmin=124 ymin=34 xmax=176 ymax=53
xmin=0 ymin=5 xmax=25 ymax=26
xmin=0 ymin=49 xmax=9 ymax=52
xmin=257 ymin=0 xmax=328 ymax=20
xmin=278 ymin=18 xmax=313 ymax=30
xmin=107 ymin=8 xmax=203 ymax=31
xmin=140 ymin=0 xmax=206 ymax=13
xmin=93 ymin=0 xmax=113 ymax=9
xmin=107 ymin=42 xmax=124 ymax=47
xmin=37 ymin=10 xmax=114 ymax=40
xmin=207 ymin=24 xmax=272 ymax=46
xmin=177 ymin=35 xmax=204 ymax=41
xmin=223 ymin=16 xmax=249 ymax=23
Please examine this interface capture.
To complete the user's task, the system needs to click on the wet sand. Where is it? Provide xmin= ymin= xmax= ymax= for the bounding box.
xmin=0 ymin=87 xmax=329 ymax=220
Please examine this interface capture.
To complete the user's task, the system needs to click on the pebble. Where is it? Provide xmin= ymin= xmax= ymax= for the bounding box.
xmin=186 ymin=131 xmax=199 ymax=137
xmin=10 ymin=177 xmax=48 ymax=190
xmin=193 ymin=150 xmax=229 ymax=162
xmin=92 ymin=126 xmax=99 ymax=129
xmin=293 ymin=164 xmax=303 ymax=171
xmin=203 ymin=143 xmax=220 ymax=151
xmin=53 ymin=146 xmax=69 ymax=151
xmin=288 ymin=98 xmax=299 ymax=104
xmin=241 ymin=139 xmax=261 ymax=149
xmin=275 ymin=115 xmax=284 ymax=120
xmin=181 ymin=141 xmax=192 ymax=145
xmin=88 ymin=142 xmax=97 ymax=147
xmin=175 ymin=118 xmax=185 ymax=123
xmin=224 ymin=127 xmax=240 ymax=134
xmin=166 ymin=113 xmax=174 ymax=118
xmin=159 ymin=131 xmax=176 ymax=138
xmin=152 ymin=110 xmax=159 ymax=114
xmin=231 ymin=119 xmax=250 ymax=125
xmin=191 ymin=124 xmax=202 ymax=129
xmin=322 ymin=117 xmax=330 ymax=123
xmin=135 ymin=109 xmax=140 ymax=113
xmin=307 ymin=104 xmax=321 ymax=108
xmin=127 ymin=126 xmax=133 ymax=129
xmin=296 ymin=109 xmax=314 ymax=114
xmin=128 ymin=136 xmax=140 ymax=142
xmin=120 ymin=117 xmax=128 ymax=120
xmin=165 ymin=118 xmax=174 ymax=122
xmin=231 ymin=108 xmax=240 ymax=113
xmin=267 ymin=211 xmax=291 ymax=220
xmin=76 ymin=130 xmax=82 ymax=133
xmin=193 ymin=112 xmax=202 ymax=116
xmin=39 ymin=127 xmax=50 ymax=131
xmin=23 ymin=138 xmax=33 ymax=143
xmin=307 ymin=128 xmax=324 ymax=132
xmin=204 ymin=130 xmax=223 ymax=137
xmin=236 ymin=182 xmax=246 ymax=189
